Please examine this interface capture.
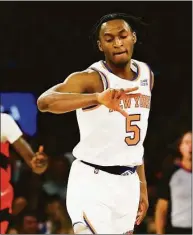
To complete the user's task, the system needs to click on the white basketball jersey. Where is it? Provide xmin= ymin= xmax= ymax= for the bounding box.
xmin=1 ymin=113 xmax=22 ymax=143
xmin=73 ymin=59 xmax=152 ymax=166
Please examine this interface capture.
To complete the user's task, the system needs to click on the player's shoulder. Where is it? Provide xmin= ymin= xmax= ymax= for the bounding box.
xmin=133 ymin=59 xmax=154 ymax=88
xmin=64 ymin=64 xmax=103 ymax=92
xmin=66 ymin=69 xmax=100 ymax=85
xmin=88 ymin=60 xmax=102 ymax=69
xmin=1 ymin=113 xmax=14 ymax=123
xmin=68 ymin=62 xmax=102 ymax=80
xmin=1 ymin=113 xmax=19 ymax=130
xmin=132 ymin=58 xmax=152 ymax=70
xmin=132 ymin=58 xmax=143 ymax=64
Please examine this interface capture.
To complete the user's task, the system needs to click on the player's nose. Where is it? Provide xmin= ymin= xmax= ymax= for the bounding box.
xmin=113 ymin=37 xmax=123 ymax=47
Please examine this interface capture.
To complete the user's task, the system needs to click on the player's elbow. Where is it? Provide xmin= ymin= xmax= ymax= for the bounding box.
xmin=156 ymin=199 xmax=168 ymax=213
xmin=37 ymin=96 xmax=49 ymax=112
xmin=155 ymin=199 xmax=168 ymax=222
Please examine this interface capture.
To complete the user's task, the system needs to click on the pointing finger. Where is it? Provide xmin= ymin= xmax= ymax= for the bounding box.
xmin=116 ymin=107 xmax=129 ymax=118
xmin=124 ymin=87 xmax=139 ymax=93
xmin=38 ymin=145 xmax=44 ymax=153
xmin=115 ymin=89 xmax=125 ymax=100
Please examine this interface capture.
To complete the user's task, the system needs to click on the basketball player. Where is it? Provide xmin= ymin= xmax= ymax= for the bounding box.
xmin=0 ymin=112 xmax=48 ymax=234
xmin=37 ymin=13 xmax=154 ymax=234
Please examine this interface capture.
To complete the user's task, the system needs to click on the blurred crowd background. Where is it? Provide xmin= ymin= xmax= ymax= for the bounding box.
xmin=1 ymin=1 xmax=192 ymax=234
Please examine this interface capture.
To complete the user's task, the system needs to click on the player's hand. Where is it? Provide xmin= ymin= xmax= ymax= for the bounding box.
xmin=135 ymin=191 xmax=149 ymax=226
xmin=31 ymin=145 xmax=48 ymax=174
xmin=96 ymin=87 xmax=139 ymax=118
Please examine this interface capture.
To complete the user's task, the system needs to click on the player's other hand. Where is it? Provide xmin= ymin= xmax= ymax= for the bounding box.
xmin=96 ymin=87 xmax=138 ymax=118
xmin=31 ymin=145 xmax=48 ymax=174
xmin=135 ymin=192 xmax=149 ymax=226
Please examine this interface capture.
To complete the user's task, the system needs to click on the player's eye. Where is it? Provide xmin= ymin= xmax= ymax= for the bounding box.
xmin=120 ymin=35 xmax=127 ymax=39
xmin=105 ymin=38 xmax=113 ymax=42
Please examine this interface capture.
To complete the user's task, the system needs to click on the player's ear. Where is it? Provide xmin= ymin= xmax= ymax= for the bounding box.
xmin=132 ymin=32 xmax=137 ymax=44
xmin=97 ymin=40 xmax=103 ymax=52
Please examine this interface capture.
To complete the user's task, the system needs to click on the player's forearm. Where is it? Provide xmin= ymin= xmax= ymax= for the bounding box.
xmin=137 ymin=164 xmax=147 ymax=183
xmin=137 ymin=164 xmax=148 ymax=194
xmin=155 ymin=200 xmax=168 ymax=234
xmin=13 ymin=137 xmax=35 ymax=167
xmin=155 ymin=210 xmax=167 ymax=234
xmin=37 ymin=91 xmax=99 ymax=114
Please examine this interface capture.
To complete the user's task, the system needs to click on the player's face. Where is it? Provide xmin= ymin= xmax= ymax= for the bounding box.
xmin=23 ymin=216 xmax=39 ymax=234
xmin=97 ymin=19 xmax=137 ymax=67
xmin=179 ymin=132 xmax=192 ymax=161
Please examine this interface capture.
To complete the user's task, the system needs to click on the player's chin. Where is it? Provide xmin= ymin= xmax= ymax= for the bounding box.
xmin=113 ymin=59 xmax=129 ymax=67
xmin=33 ymin=169 xmax=46 ymax=174
xmin=112 ymin=54 xmax=129 ymax=66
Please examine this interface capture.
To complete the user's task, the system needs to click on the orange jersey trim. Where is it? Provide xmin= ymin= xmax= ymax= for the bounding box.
xmin=83 ymin=212 xmax=97 ymax=234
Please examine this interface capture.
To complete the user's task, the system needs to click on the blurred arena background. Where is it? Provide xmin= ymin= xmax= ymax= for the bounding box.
xmin=0 ymin=1 xmax=192 ymax=234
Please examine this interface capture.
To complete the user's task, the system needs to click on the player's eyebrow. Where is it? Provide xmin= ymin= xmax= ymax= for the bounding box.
xmin=103 ymin=33 xmax=113 ymax=37
xmin=104 ymin=29 xmax=128 ymax=37
xmin=118 ymin=29 xmax=128 ymax=34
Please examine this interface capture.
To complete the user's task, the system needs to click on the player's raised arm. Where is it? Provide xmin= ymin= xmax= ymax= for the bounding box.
xmin=12 ymin=138 xmax=48 ymax=174
xmin=37 ymin=70 xmax=103 ymax=114
xmin=2 ymin=113 xmax=48 ymax=174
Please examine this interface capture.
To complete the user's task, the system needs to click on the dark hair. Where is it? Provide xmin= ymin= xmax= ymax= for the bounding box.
xmin=90 ymin=12 xmax=148 ymax=50
xmin=22 ymin=210 xmax=38 ymax=219
xmin=46 ymin=194 xmax=61 ymax=204
xmin=177 ymin=130 xmax=192 ymax=158
xmin=168 ymin=130 xmax=192 ymax=159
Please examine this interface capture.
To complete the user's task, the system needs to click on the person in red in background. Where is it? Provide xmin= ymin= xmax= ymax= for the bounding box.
xmin=0 ymin=113 xmax=48 ymax=234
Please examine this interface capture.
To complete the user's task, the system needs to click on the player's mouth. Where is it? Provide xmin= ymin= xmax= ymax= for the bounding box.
xmin=113 ymin=50 xmax=128 ymax=56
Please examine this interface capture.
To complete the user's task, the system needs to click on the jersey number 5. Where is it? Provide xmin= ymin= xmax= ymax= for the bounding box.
xmin=125 ymin=114 xmax=141 ymax=146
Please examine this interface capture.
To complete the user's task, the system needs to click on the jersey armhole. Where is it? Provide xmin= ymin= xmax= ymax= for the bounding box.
xmin=82 ymin=67 xmax=109 ymax=112
xmin=89 ymin=67 xmax=109 ymax=91
xmin=145 ymin=63 xmax=154 ymax=92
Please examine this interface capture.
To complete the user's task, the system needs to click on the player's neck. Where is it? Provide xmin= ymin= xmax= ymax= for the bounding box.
xmin=104 ymin=60 xmax=136 ymax=81
xmin=181 ymin=158 xmax=192 ymax=171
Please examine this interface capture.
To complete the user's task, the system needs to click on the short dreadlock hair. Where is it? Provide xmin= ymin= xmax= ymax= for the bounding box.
xmin=90 ymin=12 xmax=148 ymax=50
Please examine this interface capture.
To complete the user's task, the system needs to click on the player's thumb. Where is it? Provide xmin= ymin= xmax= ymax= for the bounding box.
xmin=38 ymin=145 xmax=44 ymax=153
